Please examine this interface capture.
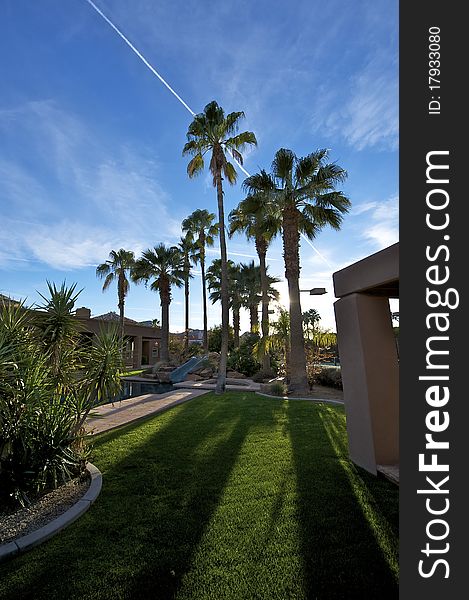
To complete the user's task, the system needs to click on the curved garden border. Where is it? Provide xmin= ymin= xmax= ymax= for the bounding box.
xmin=0 ymin=462 xmax=102 ymax=562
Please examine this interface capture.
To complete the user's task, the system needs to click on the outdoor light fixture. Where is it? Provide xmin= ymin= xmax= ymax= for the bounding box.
xmin=299 ymin=287 xmax=327 ymax=295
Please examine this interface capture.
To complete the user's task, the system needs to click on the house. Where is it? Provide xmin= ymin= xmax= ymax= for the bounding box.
xmin=0 ymin=294 xmax=161 ymax=369
xmin=75 ymin=308 xmax=161 ymax=369
xmin=0 ymin=293 xmax=21 ymax=307
xmin=170 ymin=328 xmax=204 ymax=345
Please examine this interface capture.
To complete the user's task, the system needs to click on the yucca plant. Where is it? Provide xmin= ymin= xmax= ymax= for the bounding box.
xmin=0 ymin=284 xmax=123 ymax=509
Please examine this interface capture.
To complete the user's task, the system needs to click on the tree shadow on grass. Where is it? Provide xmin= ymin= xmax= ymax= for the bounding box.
xmin=287 ymin=401 xmax=399 ymax=599
xmin=0 ymin=394 xmax=255 ymax=600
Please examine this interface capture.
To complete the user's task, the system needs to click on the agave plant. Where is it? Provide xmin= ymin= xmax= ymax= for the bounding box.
xmin=0 ymin=283 xmax=123 ymax=508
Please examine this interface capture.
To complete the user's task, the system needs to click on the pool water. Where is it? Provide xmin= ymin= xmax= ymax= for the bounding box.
xmin=106 ymin=381 xmax=174 ymax=404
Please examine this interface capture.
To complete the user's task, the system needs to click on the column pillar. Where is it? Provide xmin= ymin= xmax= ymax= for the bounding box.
xmin=133 ymin=335 xmax=142 ymax=368
xmin=334 ymin=293 xmax=399 ymax=474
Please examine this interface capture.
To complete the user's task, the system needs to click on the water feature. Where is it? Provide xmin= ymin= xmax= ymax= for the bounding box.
xmin=104 ymin=381 xmax=174 ymax=405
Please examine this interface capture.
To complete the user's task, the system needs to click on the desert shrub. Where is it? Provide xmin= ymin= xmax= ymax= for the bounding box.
xmin=227 ymin=333 xmax=260 ymax=377
xmin=208 ymin=325 xmax=234 ymax=353
xmin=169 ymin=336 xmax=185 ymax=363
xmin=251 ymin=369 xmax=276 ymax=383
xmin=314 ymin=366 xmax=343 ymax=389
xmin=184 ymin=343 xmax=205 ymax=359
xmin=0 ymin=283 xmax=123 ymax=509
xmin=268 ymin=382 xmax=287 ymax=396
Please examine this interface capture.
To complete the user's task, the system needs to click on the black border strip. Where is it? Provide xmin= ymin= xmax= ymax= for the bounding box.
xmin=400 ymin=2 xmax=466 ymax=597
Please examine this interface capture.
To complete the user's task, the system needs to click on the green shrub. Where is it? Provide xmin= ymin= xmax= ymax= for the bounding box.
xmin=251 ymin=369 xmax=276 ymax=383
xmin=208 ymin=325 xmax=234 ymax=353
xmin=0 ymin=283 xmax=123 ymax=509
xmin=227 ymin=333 xmax=260 ymax=377
xmin=314 ymin=366 xmax=343 ymax=389
xmin=268 ymin=382 xmax=287 ymax=396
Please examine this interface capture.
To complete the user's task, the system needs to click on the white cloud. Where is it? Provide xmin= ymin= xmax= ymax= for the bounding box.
xmin=311 ymin=54 xmax=398 ymax=152
xmin=0 ymin=101 xmax=181 ymax=269
xmin=356 ymin=196 xmax=399 ymax=250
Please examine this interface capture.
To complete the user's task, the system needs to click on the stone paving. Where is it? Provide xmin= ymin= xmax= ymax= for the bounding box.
xmin=173 ymin=378 xmax=261 ymax=392
xmin=86 ymin=388 xmax=209 ymax=435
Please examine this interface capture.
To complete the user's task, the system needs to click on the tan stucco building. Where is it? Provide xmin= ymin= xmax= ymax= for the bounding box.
xmin=75 ymin=308 xmax=161 ymax=369
xmin=333 ymin=243 xmax=399 ymax=478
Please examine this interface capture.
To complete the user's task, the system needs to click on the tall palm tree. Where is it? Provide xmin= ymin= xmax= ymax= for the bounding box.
xmin=183 ymin=100 xmax=257 ymax=393
xmin=132 ymin=244 xmax=184 ymax=363
xmin=178 ymin=234 xmax=198 ymax=353
xmin=206 ymin=259 xmax=243 ymax=348
xmin=229 ymin=197 xmax=280 ymax=371
xmin=244 ymin=149 xmax=350 ymax=394
xmin=96 ymin=249 xmax=135 ymax=347
xmin=239 ymin=261 xmax=279 ymax=333
xmin=181 ymin=209 xmax=218 ymax=354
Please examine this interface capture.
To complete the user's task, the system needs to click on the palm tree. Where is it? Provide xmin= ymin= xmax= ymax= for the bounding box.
xmin=183 ymin=100 xmax=257 ymax=393
xmin=96 ymin=249 xmax=135 ymax=346
xmin=178 ymin=234 xmax=198 ymax=353
xmin=303 ymin=308 xmax=321 ymax=369
xmin=132 ymin=244 xmax=184 ymax=363
xmin=244 ymin=149 xmax=350 ymax=394
xmin=238 ymin=261 xmax=279 ymax=333
xmin=206 ymin=259 xmax=243 ymax=348
xmin=303 ymin=308 xmax=321 ymax=341
xmin=229 ymin=200 xmax=280 ymax=371
xmin=181 ymin=209 xmax=218 ymax=354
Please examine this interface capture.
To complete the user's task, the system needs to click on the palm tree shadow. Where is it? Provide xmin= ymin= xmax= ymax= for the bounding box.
xmin=0 ymin=395 xmax=254 ymax=600
xmin=287 ymin=401 xmax=399 ymax=598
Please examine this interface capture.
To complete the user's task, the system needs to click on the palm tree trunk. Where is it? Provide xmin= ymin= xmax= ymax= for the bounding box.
xmin=285 ymin=343 xmax=291 ymax=381
xmin=215 ymin=172 xmax=228 ymax=393
xmin=160 ymin=291 xmax=170 ymax=363
xmin=118 ymin=276 xmax=125 ymax=354
xmin=184 ymin=272 xmax=189 ymax=353
xmin=257 ymin=243 xmax=271 ymax=372
xmin=201 ymin=254 xmax=208 ymax=354
xmin=282 ymin=204 xmax=308 ymax=394
xmin=233 ymin=305 xmax=240 ymax=349
xmin=249 ymin=305 xmax=259 ymax=333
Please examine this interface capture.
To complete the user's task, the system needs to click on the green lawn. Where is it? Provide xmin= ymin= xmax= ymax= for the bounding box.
xmin=0 ymin=393 xmax=398 ymax=599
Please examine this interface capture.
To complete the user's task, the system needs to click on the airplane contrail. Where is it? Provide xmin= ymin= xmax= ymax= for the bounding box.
xmin=300 ymin=234 xmax=333 ymax=269
xmin=84 ymin=0 xmax=330 ymax=268
xmin=84 ymin=0 xmax=195 ymax=116
xmin=84 ymin=0 xmax=250 ymax=177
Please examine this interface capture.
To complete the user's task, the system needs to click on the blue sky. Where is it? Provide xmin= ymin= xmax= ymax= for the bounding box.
xmin=0 ymin=0 xmax=398 ymax=332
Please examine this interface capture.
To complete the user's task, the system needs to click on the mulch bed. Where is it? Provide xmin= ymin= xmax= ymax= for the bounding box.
xmin=0 ymin=474 xmax=90 ymax=545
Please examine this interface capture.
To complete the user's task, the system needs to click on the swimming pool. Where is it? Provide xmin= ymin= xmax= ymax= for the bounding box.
xmin=105 ymin=380 xmax=174 ymax=404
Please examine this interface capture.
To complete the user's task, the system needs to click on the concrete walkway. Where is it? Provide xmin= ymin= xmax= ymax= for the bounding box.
xmin=86 ymin=388 xmax=209 ymax=435
xmin=173 ymin=378 xmax=261 ymax=392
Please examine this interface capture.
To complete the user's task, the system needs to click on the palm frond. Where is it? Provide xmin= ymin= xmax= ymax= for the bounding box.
xmin=225 ymin=131 xmax=257 ymax=152
xmin=272 ymin=148 xmax=295 ymax=181
xmin=95 ymin=263 xmax=111 ymax=278
xmin=101 ymin=272 xmax=115 ymax=291
xmin=187 ymin=153 xmax=205 ymax=178
xmin=223 ymin=161 xmax=238 ymax=185
xmin=223 ymin=110 xmax=245 ymax=136
xmin=242 ymin=170 xmax=275 ymax=195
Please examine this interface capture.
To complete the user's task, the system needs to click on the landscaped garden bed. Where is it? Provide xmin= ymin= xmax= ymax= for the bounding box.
xmin=0 ymin=392 xmax=398 ymax=599
xmin=0 ymin=474 xmax=90 ymax=546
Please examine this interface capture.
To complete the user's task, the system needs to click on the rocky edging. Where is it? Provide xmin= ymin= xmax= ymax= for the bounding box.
xmin=0 ymin=462 xmax=102 ymax=562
